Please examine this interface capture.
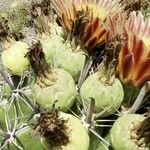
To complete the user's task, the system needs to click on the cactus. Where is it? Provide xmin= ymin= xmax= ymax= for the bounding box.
xmin=0 ymin=0 xmax=150 ymax=150
xmin=0 ymin=0 xmax=29 ymax=34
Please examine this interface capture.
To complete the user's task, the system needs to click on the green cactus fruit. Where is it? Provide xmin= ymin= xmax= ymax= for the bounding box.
xmin=39 ymin=112 xmax=90 ymax=150
xmin=1 ymin=41 xmax=30 ymax=75
xmin=53 ymin=42 xmax=85 ymax=81
xmin=9 ymin=126 xmax=43 ymax=150
xmin=110 ymin=114 xmax=149 ymax=150
xmin=80 ymin=72 xmax=124 ymax=117
xmin=40 ymin=33 xmax=85 ymax=81
xmin=40 ymin=34 xmax=64 ymax=64
xmin=27 ymin=42 xmax=77 ymax=112
xmin=31 ymin=68 xmax=77 ymax=112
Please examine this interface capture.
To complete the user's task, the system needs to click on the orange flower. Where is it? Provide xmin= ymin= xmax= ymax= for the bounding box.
xmin=52 ymin=0 xmax=123 ymax=50
xmin=117 ymin=11 xmax=150 ymax=88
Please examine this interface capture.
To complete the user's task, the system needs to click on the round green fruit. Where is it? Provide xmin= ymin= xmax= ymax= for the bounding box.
xmin=2 ymin=41 xmax=30 ymax=75
xmin=110 ymin=114 xmax=147 ymax=150
xmin=31 ymin=68 xmax=77 ymax=112
xmin=53 ymin=42 xmax=85 ymax=81
xmin=40 ymin=34 xmax=64 ymax=64
xmin=41 ymin=112 xmax=90 ymax=150
xmin=80 ymin=72 xmax=124 ymax=117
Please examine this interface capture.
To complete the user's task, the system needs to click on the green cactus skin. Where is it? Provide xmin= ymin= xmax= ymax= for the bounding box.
xmin=9 ymin=127 xmax=43 ymax=150
xmin=89 ymin=133 xmax=112 ymax=150
xmin=0 ymin=99 xmax=32 ymax=130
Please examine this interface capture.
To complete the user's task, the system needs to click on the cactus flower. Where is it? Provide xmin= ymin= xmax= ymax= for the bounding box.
xmin=52 ymin=0 xmax=123 ymax=50
xmin=117 ymin=12 xmax=150 ymax=88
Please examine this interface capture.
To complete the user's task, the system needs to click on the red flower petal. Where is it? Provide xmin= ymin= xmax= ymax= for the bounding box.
xmin=133 ymin=39 xmax=144 ymax=65
xmin=135 ymin=58 xmax=150 ymax=83
xmin=121 ymin=53 xmax=135 ymax=80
